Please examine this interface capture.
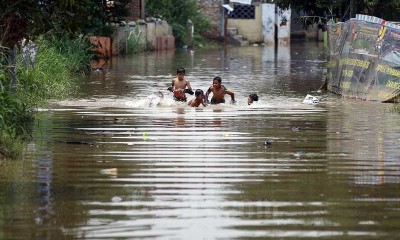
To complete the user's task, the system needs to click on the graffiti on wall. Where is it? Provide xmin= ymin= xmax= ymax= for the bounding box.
xmin=277 ymin=7 xmax=291 ymax=45
xmin=90 ymin=36 xmax=111 ymax=70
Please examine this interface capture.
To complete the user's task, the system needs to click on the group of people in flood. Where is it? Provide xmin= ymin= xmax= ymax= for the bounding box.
xmin=168 ymin=68 xmax=258 ymax=107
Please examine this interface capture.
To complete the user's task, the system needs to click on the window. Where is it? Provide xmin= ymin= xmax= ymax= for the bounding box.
xmin=229 ymin=4 xmax=255 ymax=19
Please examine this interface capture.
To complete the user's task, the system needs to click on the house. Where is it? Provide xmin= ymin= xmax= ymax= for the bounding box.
xmin=196 ymin=0 xmax=291 ymax=46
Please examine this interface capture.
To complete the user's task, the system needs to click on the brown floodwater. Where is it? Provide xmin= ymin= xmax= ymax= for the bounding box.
xmin=1 ymin=42 xmax=400 ymax=239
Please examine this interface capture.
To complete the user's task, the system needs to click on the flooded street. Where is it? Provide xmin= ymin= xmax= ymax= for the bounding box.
xmin=1 ymin=42 xmax=400 ymax=239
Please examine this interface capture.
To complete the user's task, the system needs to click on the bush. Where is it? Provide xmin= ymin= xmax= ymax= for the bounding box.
xmin=145 ymin=0 xmax=211 ymax=47
xmin=0 ymin=34 xmax=93 ymax=159
xmin=127 ymin=26 xmax=145 ymax=54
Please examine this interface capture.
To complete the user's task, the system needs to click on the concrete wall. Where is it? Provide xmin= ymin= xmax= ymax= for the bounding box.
xmin=262 ymin=3 xmax=275 ymax=45
xmin=277 ymin=7 xmax=291 ymax=45
xmin=196 ymin=1 xmax=295 ymax=44
xmin=146 ymin=21 xmax=173 ymax=50
xmin=112 ymin=20 xmax=174 ymax=55
xmin=227 ymin=6 xmax=263 ymax=42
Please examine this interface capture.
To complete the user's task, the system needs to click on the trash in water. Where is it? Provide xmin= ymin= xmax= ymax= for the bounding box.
xmin=303 ymin=94 xmax=319 ymax=104
xmin=112 ymin=196 xmax=122 ymax=202
xmin=264 ymin=140 xmax=272 ymax=146
xmin=292 ymin=127 xmax=301 ymax=132
xmin=100 ymin=168 xmax=118 ymax=175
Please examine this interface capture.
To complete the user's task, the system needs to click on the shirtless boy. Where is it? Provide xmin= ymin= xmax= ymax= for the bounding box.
xmin=205 ymin=76 xmax=235 ymax=104
xmin=188 ymin=89 xmax=206 ymax=107
xmin=169 ymin=68 xmax=193 ymax=102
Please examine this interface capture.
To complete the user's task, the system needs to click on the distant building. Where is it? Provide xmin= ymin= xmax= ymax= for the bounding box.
xmin=196 ymin=0 xmax=292 ymax=46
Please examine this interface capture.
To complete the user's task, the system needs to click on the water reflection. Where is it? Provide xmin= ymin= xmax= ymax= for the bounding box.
xmin=37 ymin=151 xmax=53 ymax=222
xmin=1 ymin=42 xmax=400 ymax=239
xmin=173 ymin=108 xmax=186 ymax=127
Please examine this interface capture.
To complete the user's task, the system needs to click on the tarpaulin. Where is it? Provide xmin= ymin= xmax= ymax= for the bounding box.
xmin=326 ymin=15 xmax=400 ymax=102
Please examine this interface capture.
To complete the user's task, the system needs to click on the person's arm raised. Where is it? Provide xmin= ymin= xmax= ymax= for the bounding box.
xmin=226 ymin=89 xmax=236 ymax=103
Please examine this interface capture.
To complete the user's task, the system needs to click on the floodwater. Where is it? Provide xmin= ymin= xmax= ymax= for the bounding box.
xmin=1 ymin=42 xmax=400 ymax=239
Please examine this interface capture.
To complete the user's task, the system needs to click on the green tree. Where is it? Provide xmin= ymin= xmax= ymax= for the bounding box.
xmin=0 ymin=0 xmax=131 ymax=46
xmin=355 ymin=0 xmax=400 ymax=21
xmin=277 ymin=0 xmax=350 ymax=29
xmin=277 ymin=0 xmax=400 ymax=29
xmin=145 ymin=0 xmax=211 ymax=47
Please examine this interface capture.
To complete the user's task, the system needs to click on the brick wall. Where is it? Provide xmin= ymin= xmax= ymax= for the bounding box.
xmin=126 ymin=0 xmax=143 ymax=21
xmin=196 ymin=0 xmax=224 ymax=39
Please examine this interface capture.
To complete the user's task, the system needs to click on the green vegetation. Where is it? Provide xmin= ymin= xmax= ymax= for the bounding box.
xmin=18 ymin=36 xmax=92 ymax=104
xmin=0 ymin=48 xmax=32 ymax=159
xmin=0 ymin=36 xmax=92 ymax=160
xmin=0 ymin=0 xmax=126 ymax=160
xmin=127 ymin=26 xmax=145 ymax=54
xmin=277 ymin=0 xmax=400 ymax=29
xmin=0 ymin=0 xmax=130 ymax=44
xmin=353 ymin=0 xmax=400 ymax=21
xmin=145 ymin=0 xmax=212 ymax=47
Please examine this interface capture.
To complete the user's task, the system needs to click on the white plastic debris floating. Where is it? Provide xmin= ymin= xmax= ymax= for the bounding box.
xmin=303 ymin=94 xmax=319 ymax=104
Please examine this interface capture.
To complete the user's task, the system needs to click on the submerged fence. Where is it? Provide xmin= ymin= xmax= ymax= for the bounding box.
xmin=326 ymin=14 xmax=400 ymax=102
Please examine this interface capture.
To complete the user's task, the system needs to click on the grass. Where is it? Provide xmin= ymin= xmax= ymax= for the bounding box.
xmin=0 ymin=35 xmax=93 ymax=160
xmin=126 ymin=26 xmax=145 ymax=54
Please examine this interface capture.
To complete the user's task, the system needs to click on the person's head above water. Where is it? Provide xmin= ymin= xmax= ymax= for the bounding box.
xmin=176 ymin=68 xmax=186 ymax=74
xmin=176 ymin=68 xmax=186 ymax=80
xmin=248 ymin=93 xmax=259 ymax=105
xmin=188 ymin=89 xmax=206 ymax=107
xmin=213 ymin=76 xmax=222 ymax=83
xmin=195 ymin=89 xmax=204 ymax=97
xmin=212 ymin=76 xmax=223 ymax=89
xmin=249 ymin=93 xmax=258 ymax=101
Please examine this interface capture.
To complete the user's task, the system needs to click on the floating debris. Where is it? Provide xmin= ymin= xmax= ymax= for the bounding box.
xmin=100 ymin=168 xmax=118 ymax=175
xmin=303 ymin=94 xmax=319 ymax=104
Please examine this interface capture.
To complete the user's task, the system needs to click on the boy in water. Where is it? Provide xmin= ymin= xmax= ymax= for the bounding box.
xmin=205 ymin=76 xmax=236 ymax=104
xmin=168 ymin=68 xmax=193 ymax=102
xmin=248 ymin=93 xmax=259 ymax=105
xmin=188 ymin=89 xmax=206 ymax=107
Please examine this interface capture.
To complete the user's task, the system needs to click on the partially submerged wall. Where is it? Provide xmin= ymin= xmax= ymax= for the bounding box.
xmin=326 ymin=14 xmax=400 ymax=102
xmin=112 ymin=20 xmax=174 ymax=55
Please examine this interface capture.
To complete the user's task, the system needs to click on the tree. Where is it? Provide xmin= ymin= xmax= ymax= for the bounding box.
xmin=276 ymin=0 xmax=350 ymax=30
xmin=277 ymin=0 xmax=400 ymax=30
xmin=355 ymin=0 xmax=400 ymax=21
xmin=145 ymin=0 xmax=211 ymax=47
xmin=0 ymin=0 xmax=132 ymax=47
